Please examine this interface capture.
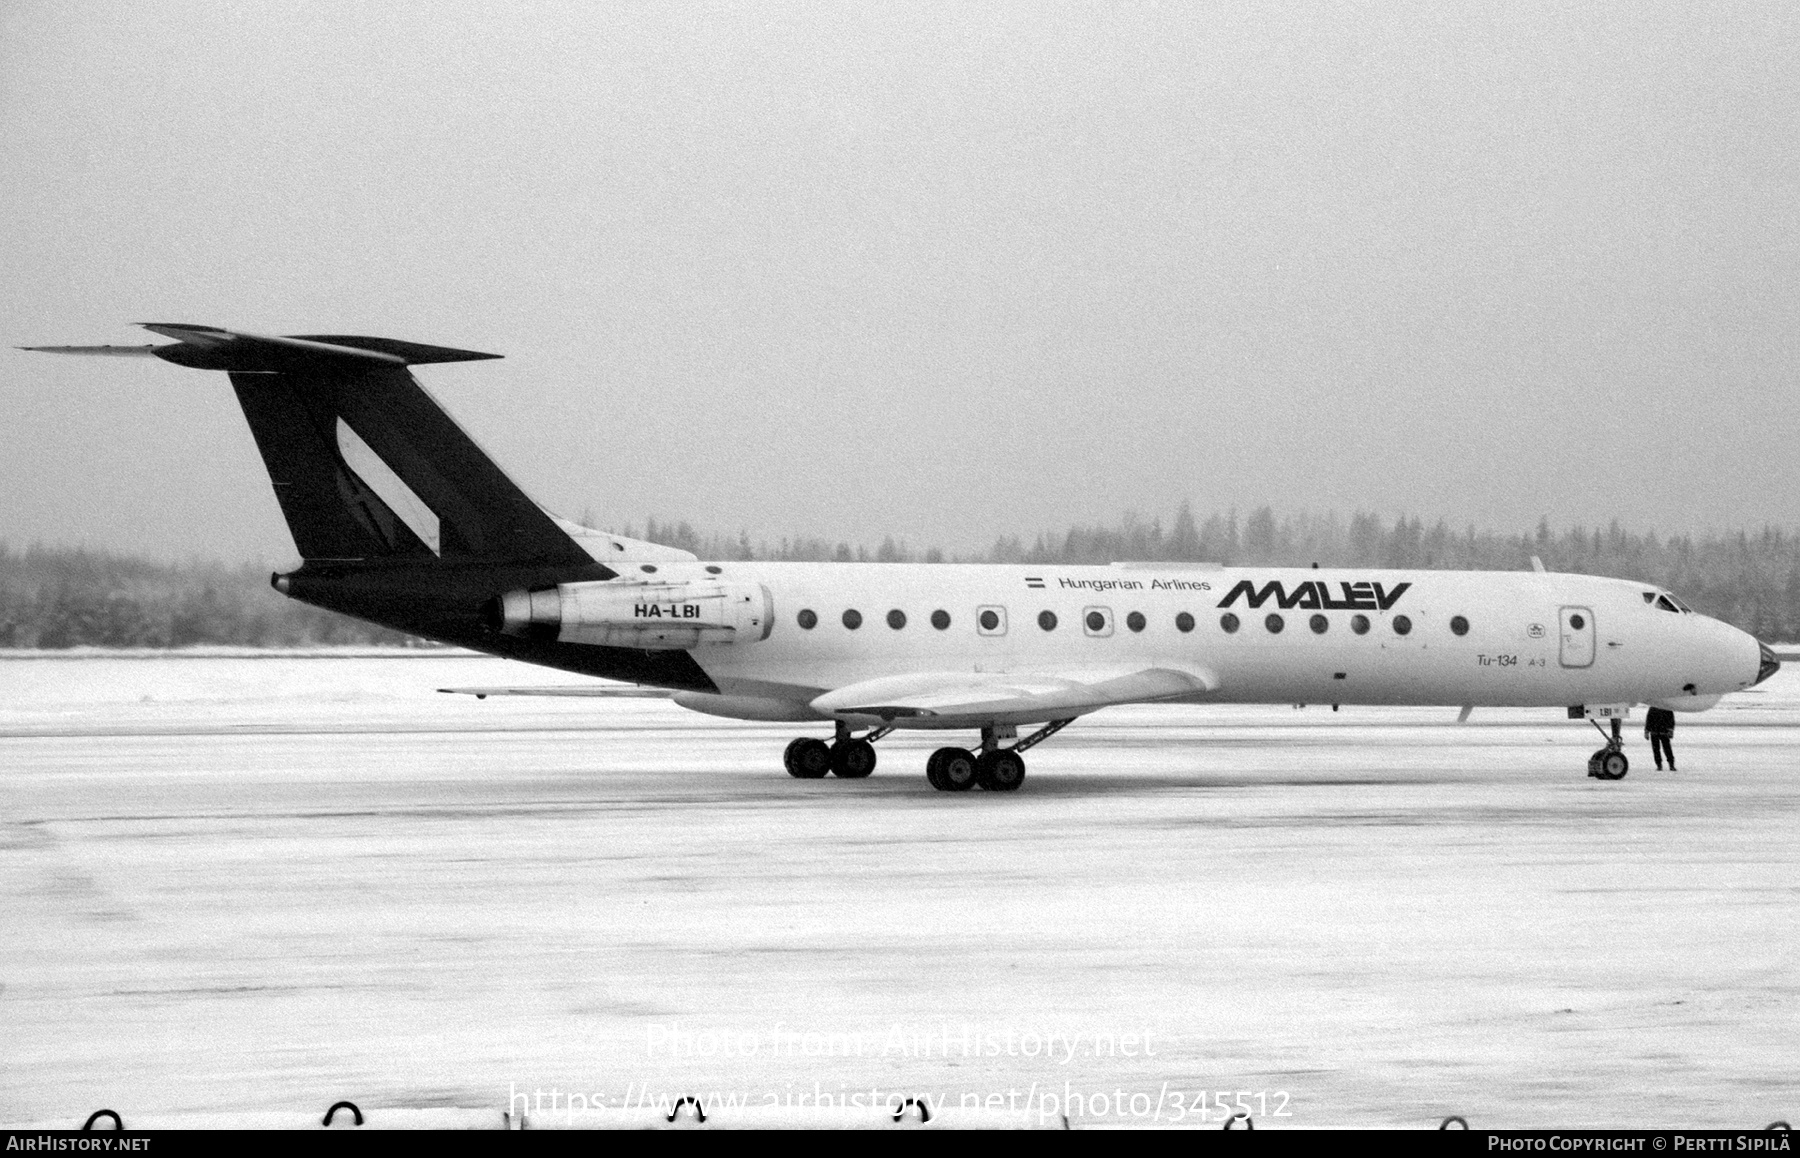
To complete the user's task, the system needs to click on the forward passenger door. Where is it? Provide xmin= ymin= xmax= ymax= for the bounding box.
xmin=1559 ymin=606 xmax=1595 ymax=668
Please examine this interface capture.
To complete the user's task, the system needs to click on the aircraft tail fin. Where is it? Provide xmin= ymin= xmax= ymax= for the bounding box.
xmin=31 ymin=325 xmax=598 ymax=568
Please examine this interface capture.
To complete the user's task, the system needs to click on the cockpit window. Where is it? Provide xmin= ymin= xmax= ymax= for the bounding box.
xmin=1646 ymin=590 xmax=1690 ymax=613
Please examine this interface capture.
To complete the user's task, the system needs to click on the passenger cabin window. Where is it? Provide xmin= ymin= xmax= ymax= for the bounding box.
xmin=1219 ymin=612 xmax=1239 ymax=634
xmin=931 ymin=609 xmax=951 ymax=630
xmin=1350 ymin=614 xmax=1370 ymax=635
xmin=977 ymin=606 xmax=1007 ymax=635
xmin=1393 ymin=615 xmax=1413 ymax=635
xmin=1176 ymin=612 xmax=1195 ymax=633
xmin=842 ymin=609 xmax=863 ymax=630
xmin=797 ymin=609 xmax=817 ymax=630
xmin=1126 ymin=611 xmax=1146 ymax=633
xmin=887 ymin=609 xmax=907 ymax=629
xmin=1038 ymin=610 xmax=1058 ymax=632
xmin=1309 ymin=614 xmax=1328 ymax=634
xmin=1266 ymin=613 xmax=1285 ymax=634
xmin=1083 ymin=607 xmax=1113 ymax=637
xmin=1450 ymin=615 xmax=1470 ymax=636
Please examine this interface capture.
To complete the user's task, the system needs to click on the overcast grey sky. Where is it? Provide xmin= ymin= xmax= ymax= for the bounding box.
xmin=3 ymin=1 xmax=1796 ymax=564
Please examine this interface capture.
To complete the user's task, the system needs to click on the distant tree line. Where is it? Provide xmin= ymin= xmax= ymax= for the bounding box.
xmin=0 ymin=544 xmax=414 ymax=648
xmin=7 ymin=505 xmax=1800 ymax=647
xmin=619 ymin=505 xmax=1800 ymax=642
xmin=612 ymin=517 xmax=948 ymax=565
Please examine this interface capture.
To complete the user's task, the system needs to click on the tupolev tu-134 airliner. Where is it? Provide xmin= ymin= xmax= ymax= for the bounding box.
xmin=27 ymin=325 xmax=1780 ymax=791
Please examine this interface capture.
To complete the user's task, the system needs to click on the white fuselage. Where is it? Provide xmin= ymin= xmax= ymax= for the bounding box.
xmin=599 ymin=561 xmax=1763 ymax=725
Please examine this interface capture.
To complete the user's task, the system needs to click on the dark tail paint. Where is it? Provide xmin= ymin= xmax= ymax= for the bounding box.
xmin=228 ymin=364 xmax=593 ymax=565
xmin=42 ymin=325 xmax=717 ymax=692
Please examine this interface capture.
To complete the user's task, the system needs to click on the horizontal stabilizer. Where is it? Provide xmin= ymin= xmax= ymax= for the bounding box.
xmin=25 ymin=325 xmax=501 ymax=373
xmin=22 ymin=321 xmax=601 ymax=570
xmin=18 ymin=344 xmax=158 ymax=357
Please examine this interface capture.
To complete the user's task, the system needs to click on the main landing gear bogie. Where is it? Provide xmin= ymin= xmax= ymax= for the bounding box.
xmin=925 ymin=743 xmax=1028 ymax=792
xmin=785 ymin=725 xmax=886 ymax=780
xmin=784 ymin=718 xmax=1072 ymax=793
xmin=925 ymin=720 xmax=1071 ymax=793
xmin=925 ymin=746 xmax=1024 ymax=792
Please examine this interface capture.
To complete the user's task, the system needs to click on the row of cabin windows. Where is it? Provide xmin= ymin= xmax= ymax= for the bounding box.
xmin=794 ymin=608 xmax=1474 ymax=637
xmin=643 ymin=561 xmax=1496 ymax=630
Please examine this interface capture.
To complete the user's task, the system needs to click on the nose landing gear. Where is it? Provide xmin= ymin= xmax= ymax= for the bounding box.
xmin=1586 ymin=717 xmax=1630 ymax=780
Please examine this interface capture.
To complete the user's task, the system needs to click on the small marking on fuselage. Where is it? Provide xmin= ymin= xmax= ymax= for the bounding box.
xmin=635 ymin=604 xmax=702 ymax=619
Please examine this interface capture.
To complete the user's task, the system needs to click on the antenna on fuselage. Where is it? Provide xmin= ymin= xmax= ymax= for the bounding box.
xmin=1531 ymin=556 xmax=1548 ymax=573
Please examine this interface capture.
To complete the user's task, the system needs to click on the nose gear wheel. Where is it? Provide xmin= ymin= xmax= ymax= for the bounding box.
xmin=1585 ymin=717 xmax=1630 ymax=781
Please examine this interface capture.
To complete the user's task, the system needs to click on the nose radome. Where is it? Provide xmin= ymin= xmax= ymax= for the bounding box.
xmin=1753 ymin=641 xmax=1781 ymax=687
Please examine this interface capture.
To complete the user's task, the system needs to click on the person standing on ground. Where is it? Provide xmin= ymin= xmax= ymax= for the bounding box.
xmin=1645 ymin=706 xmax=1677 ymax=771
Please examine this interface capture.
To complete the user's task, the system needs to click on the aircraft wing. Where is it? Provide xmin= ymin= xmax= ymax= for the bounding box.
xmin=810 ymin=665 xmax=1218 ymax=726
xmin=440 ymin=685 xmax=674 ymax=699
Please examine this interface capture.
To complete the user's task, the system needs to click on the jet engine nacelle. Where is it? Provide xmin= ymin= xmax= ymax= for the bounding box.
xmin=486 ymin=580 xmax=773 ymax=649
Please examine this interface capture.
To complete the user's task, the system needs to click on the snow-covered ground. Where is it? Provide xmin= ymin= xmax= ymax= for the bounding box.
xmin=2 ymin=654 xmax=1795 ymax=1129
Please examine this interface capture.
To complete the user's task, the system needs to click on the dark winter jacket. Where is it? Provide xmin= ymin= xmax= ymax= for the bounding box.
xmin=1644 ymin=707 xmax=1676 ymax=737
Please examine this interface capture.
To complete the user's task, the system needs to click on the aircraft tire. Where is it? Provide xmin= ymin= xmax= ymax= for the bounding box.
xmin=1599 ymin=750 xmax=1629 ymax=780
xmin=782 ymin=737 xmax=806 ymax=776
xmin=831 ymin=739 xmax=877 ymax=778
xmin=931 ymin=747 xmax=979 ymax=792
xmin=789 ymin=738 xmax=832 ymax=779
xmin=975 ymin=750 xmax=1026 ymax=792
